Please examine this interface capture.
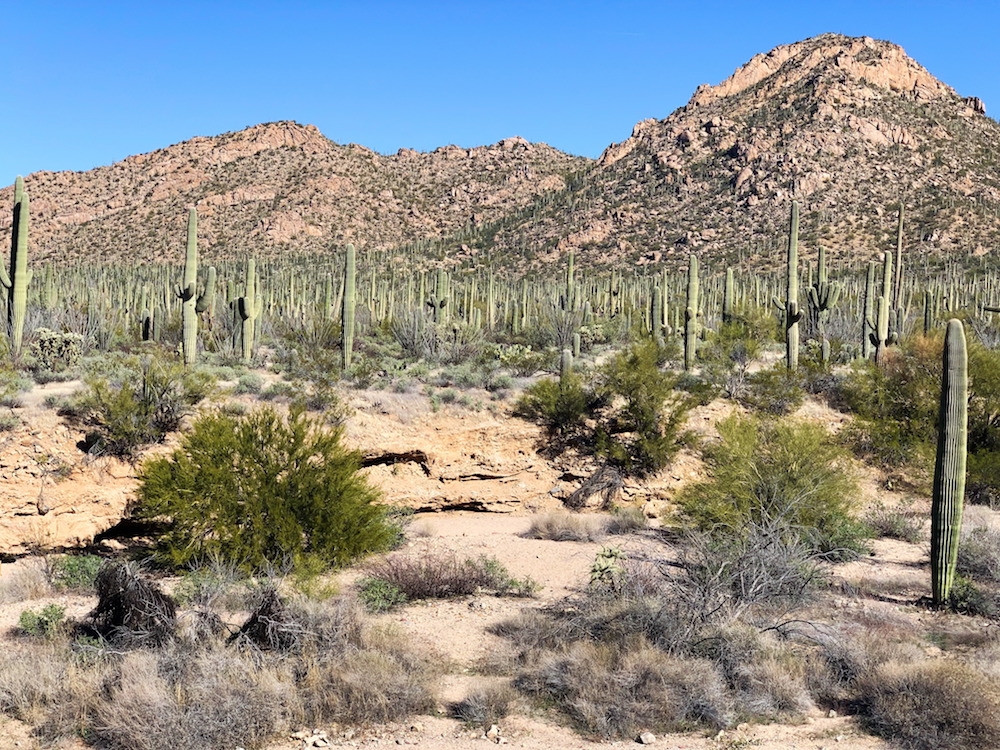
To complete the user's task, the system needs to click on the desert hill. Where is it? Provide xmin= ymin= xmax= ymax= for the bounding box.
xmin=3 ymin=34 xmax=999 ymax=270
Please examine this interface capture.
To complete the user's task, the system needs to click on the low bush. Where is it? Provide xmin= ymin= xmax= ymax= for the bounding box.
xmin=134 ymin=405 xmax=393 ymax=573
xmin=735 ymin=365 xmax=805 ymax=415
xmin=523 ymin=513 xmax=606 ymax=542
xmin=357 ymin=577 xmax=408 ymax=613
xmin=864 ymin=501 xmax=924 ymax=543
xmin=605 ymin=505 xmax=648 ymax=535
xmin=450 ymin=683 xmax=517 ymax=728
xmin=857 ymin=660 xmax=1000 ymax=750
xmin=364 ymin=553 xmax=537 ymax=601
xmin=65 ymin=356 xmax=213 ymax=460
xmin=48 ymin=554 xmax=103 ymax=591
xmin=958 ymin=523 xmax=1000 ymax=583
xmin=17 ymin=604 xmax=65 ymax=639
xmin=679 ymin=414 xmax=867 ymax=559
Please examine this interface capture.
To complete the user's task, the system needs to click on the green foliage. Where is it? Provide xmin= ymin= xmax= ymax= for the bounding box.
xmin=357 ymin=577 xmax=408 ymax=613
xmin=736 ymin=364 xmax=805 ymax=415
xmin=18 ymin=604 xmax=65 ymax=639
xmin=679 ymin=415 xmax=867 ymax=559
xmin=134 ymin=405 xmax=393 ymax=573
xmin=513 ymin=374 xmax=589 ymax=438
xmin=29 ymin=328 xmax=83 ymax=373
xmin=48 ymin=554 xmax=103 ymax=591
xmin=515 ymin=341 xmax=689 ymax=476
xmin=592 ymin=340 xmax=690 ymax=476
xmin=68 ymin=356 xmax=213 ymax=460
xmin=839 ymin=333 xmax=1000 ymax=498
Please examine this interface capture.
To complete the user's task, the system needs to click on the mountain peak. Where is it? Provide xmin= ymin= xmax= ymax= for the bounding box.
xmin=689 ymin=34 xmax=956 ymax=110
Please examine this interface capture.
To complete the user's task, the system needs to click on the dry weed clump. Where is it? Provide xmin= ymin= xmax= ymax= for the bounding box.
xmin=856 ymin=660 xmax=1000 ymax=750
xmin=0 ymin=582 xmax=438 ymax=748
xmin=516 ymin=640 xmax=732 ymax=738
xmin=450 ymin=682 xmax=518 ymax=728
xmin=0 ymin=559 xmax=51 ymax=603
xmin=363 ymin=552 xmax=536 ymax=601
xmin=523 ymin=512 xmax=606 ymax=542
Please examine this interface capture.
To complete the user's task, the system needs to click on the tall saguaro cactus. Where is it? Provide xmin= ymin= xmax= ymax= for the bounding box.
xmin=2 ymin=176 xmax=32 ymax=357
xmin=174 ymin=208 xmax=213 ymax=365
xmin=930 ymin=319 xmax=968 ymax=605
xmin=772 ymin=201 xmax=802 ymax=371
xmin=341 ymin=244 xmax=356 ymax=370
xmin=683 ymin=254 xmax=699 ymax=371
xmin=807 ymin=246 xmax=841 ymax=365
xmin=869 ymin=251 xmax=898 ymax=365
xmin=236 ymin=260 xmax=261 ymax=363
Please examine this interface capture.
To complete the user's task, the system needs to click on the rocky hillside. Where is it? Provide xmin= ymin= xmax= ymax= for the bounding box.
xmin=0 ymin=122 xmax=589 ymax=263
xmin=475 ymin=34 xmax=1000 ymax=270
xmin=2 ymin=34 xmax=999 ymax=271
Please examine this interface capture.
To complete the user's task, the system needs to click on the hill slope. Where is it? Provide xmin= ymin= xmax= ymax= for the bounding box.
xmin=3 ymin=34 xmax=999 ymax=270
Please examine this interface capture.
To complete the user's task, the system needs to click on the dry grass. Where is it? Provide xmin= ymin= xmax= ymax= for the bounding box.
xmin=364 ymin=552 xmax=536 ymax=600
xmin=450 ymin=682 xmax=517 ymax=728
xmin=523 ymin=512 xmax=606 ymax=542
xmin=0 ymin=593 xmax=439 ymax=748
xmin=857 ymin=659 xmax=1000 ymax=750
xmin=0 ymin=559 xmax=51 ymax=604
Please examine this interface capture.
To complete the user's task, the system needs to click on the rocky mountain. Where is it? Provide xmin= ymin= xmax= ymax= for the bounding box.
xmin=474 ymin=33 xmax=1000 ymax=270
xmin=0 ymin=122 xmax=589 ymax=263
xmin=3 ymin=34 xmax=999 ymax=271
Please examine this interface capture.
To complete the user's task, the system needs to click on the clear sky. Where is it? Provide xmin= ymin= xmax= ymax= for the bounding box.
xmin=7 ymin=0 xmax=999 ymax=179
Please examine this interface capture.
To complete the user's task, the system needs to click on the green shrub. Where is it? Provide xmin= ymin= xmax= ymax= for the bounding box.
xmin=48 ymin=554 xmax=103 ymax=591
xmin=357 ymin=577 xmax=408 ymax=613
xmin=678 ymin=415 xmax=867 ymax=559
xmin=364 ymin=553 xmax=537 ymax=601
xmin=736 ymin=365 xmax=805 ymax=415
xmin=513 ymin=375 xmax=589 ymax=438
xmin=67 ymin=357 xmax=213 ymax=460
xmin=18 ymin=604 xmax=65 ymax=639
xmin=134 ymin=405 xmax=393 ymax=573
xmin=233 ymin=373 xmax=264 ymax=395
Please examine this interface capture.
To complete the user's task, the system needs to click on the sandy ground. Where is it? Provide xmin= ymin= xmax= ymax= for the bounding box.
xmin=0 ymin=378 xmax=984 ymax=750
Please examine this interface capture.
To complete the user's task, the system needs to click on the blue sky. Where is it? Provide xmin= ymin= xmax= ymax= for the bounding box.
xmin=7 ymin=1 xmax=999 ymax=179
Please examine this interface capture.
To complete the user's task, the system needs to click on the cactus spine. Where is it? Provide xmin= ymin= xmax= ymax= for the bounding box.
xmin=2 ymin=176 xmax=31 ymax=357
xmin=684 ymin=254 xmax=699 ymax=371
xmin=342 ymin=244 xmax=356 ymax=370
xmin=772 ymin=201 xmax=802 ymax=371
xmin=930 ymin=319 xmax=968 ymax=605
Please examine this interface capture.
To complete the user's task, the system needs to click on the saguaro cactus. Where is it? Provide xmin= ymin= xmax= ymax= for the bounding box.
xmin=341 ymin=244 xmax=356 ymax=369
xmin=426 ymin=268 xmax=449 ymax=324
xmin=869 ymin=251 xmax=898 ymax=365
xmin=807 ymin=246 xmax=841 ymax=365
xmin=1 ymin=176 xmax=32 ymax=357
xmin=684 ymin=254 xmax=700 ymax=371
xmin=236 ymin=260 xmax=261 ymax=363
xmin=772 ymin=201 xmax=802 ymax=371
xmin=930 ymin=319 xmax=968 ymax=605
xmin=174 ymin=208 xmax=213 ymax=365
xmin=722 ymin=267 xmax=734 ymax=325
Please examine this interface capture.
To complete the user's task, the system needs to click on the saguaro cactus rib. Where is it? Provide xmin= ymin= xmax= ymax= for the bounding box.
xmin=930 ymin=319 xmax=968 ymax=605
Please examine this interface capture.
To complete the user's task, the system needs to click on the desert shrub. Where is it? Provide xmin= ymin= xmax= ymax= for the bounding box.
xmin=450 ymin=683 xmax=517 ymax=728
xmin=524 ymin=512 xmax=606 ymax=542
xmin=512 ymin=374 xmax=589 ymax=439
xmin=591 ymin=340 xmax=690 ymax=475
xmin=496 ymin=343 xmax=548 ymax=377
xmin=48 ymin=554 xmax=103 ymax=591
xmin=945 ymin=576 xmax=999 ymax=618
xmin=28 ymin=328 xmax=83 ymax=373
xmin=0 ymin=411 xmax=19 ymax=431
xmin=699 ymin=310 xmax=776 ymax=398
xmin=864 ymin=501 xmax=924 ymax=543
xmin=364 ymin=553 xmax=536 ymax=601
xmin=66 ymin=356 xmax=213 ymax=460
xmin=134 ymin=405 xmax=393 ymax=573
xmin=838 ymin=335 xmax=1000 ymax=496
xmin=515 ymin=341 xmax=691 ymax=476
xmin=605 ymin=505 xmax=648 ymax=535
xmin=18 ymin=604 xmax=66 ymax=639
xmin=678 ymin=414 xmax=867 ymax=559
xmin=84 ymin=561 xmax=177 ymax=647
xmin=958 ymin=523 xmax=1000 ymax=583
xmin=260 ymin=380 xmax=298 ymax=401
xmin=857 ymin=660 xmax=1000 ymax=750
xmin=233 ymin=372 xmax=264 ymax=394
xmin=735 ymin=364 xmax=805 ymax=415
xmin=357 ymin=577 xmax=408 ymax=613
xmin=515 ymin=640 xmax=732 ymax=738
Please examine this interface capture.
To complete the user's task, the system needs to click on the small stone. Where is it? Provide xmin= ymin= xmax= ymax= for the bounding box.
xmin=638 ymin=731 xmax=656 ymax=744
xmin=736 ymin=723 xmax=749 ymax=732
xmin=828 ymin=709 xmax=838 ymax=718
xmin=410 ymin=723 xmax=423 ymax=732
xmin=486 ymin=724 xmax=501 ymax=739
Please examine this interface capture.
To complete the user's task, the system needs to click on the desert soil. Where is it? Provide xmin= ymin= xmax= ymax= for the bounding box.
xmin=0 ymin=382 xmax=959 ymax=750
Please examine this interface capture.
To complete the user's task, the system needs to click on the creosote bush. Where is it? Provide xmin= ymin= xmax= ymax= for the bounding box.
xmin=134 ymin=405 xmax=393 ymax=573
xmin=679 ymin=414 xmax=867 ymax=560
xmin=515 ymin=340 xmax=691 ymax=477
